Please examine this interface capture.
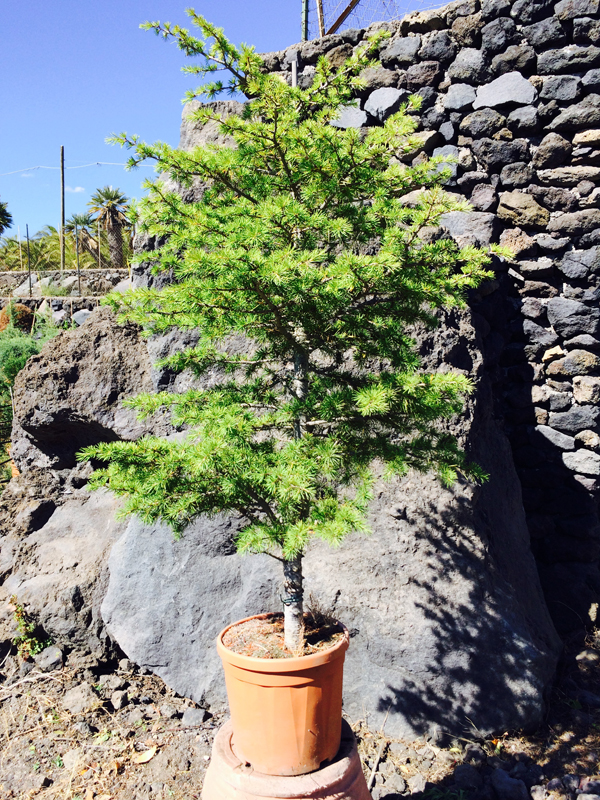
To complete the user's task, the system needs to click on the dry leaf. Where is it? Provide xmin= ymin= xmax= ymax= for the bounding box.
xmin=131 ymin=745 xmax=158 ymax=764
xmin=85 ymin=790 xmax=94 ymax=800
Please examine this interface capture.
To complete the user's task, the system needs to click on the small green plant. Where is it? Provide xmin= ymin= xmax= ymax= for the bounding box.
xmin=51 ymin=755 xmax=64 ymax=769
xmin=10 ymin=596 xmax=52 ymax=660
xmin=0 ymin=306 xmax=61 ymax=488
xmin=40 ymin=284 xmax=69 ymax=297
xmin=426 ymin=788 xmax=468 ymax=800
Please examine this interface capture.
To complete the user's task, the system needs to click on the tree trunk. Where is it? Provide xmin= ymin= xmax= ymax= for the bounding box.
xmin=282 ymin=345 xmax=310 ymax=652
xmin=107 ymin=223 xmax=123 ymax=270
xmin=283 ymin=554 xmax=304 ymax=652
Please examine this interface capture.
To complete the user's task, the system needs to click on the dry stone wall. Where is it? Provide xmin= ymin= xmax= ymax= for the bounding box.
xmin=248 ymin=0 xmax=600 ymax=636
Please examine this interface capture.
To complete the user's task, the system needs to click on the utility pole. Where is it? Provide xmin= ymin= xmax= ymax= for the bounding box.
xmin=301 ymin=0 xmax=309 ymax=40
xmin=60 ymin=145 xmax=65 ymax=273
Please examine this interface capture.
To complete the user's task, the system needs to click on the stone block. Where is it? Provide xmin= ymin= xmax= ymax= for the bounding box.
xmin=406 ymin=61 xmax=443 ymax=89
xmin=451 ymin=13 xmax=484 ymax=47
xmin=540 ymin=75 xmax=581 ymax=101
xmin=555 ymin=0 xmax=600 ymax=20
xmin=470 ymin=183 xmax=497 ymax=211
xmin=481 ymin=17 xmax=519 ymax=55
xmin=549 ymin=405 xmax=600 ymax=432
xmin=573 ymin=375 xmax=600 ymax=403
xmin=364 ymin=88 xmax=408 ymax=122
xmin=507 ymin=105 xmax=539 ymax=133
xmin=500 ymin=162 xmax=533 ymax=187
xmin=559 ymin=249 xmax=599 ymax=279
xmin=448 ymin=48 xmax=489 ymax=83
xmin=522 ymin=18 xmax=567 ymax=48
xmin=537 ymin=46 xmax=600 ymax=75
xmin=547 ymin=93 xmax=600 ymax=130
xmin=511 ymin=0 xmax=554 ymax=24
xmin=563 ymin=449 xmax=600 ymax=475
xmin=440 ymin=211 xmax=499 ymax=247
xmin=432 ymin=144 xmax=459 ymax=178
xmin=500 ymin=228 xmax=537 ymax=257
xmin=574 ymin=16 xmax=600 ymax=44
xmin=472 ymin=138 xmax=529 ymax=170
xmin=473 ymin=72 xmax=537 ymax=109
xmin=537 ymin=165 xmax=600 ymax=185
xmin=331 ymin=105 xmax=368 ymax=129
xmin=380 ymin=35 xmax=421 ymax=67
xmin=547 ymin=349 xmax=600 ymax=376
xmin=532 ymin=132 xmax=572 ymax=169
xmin=494 ymin=44 xmax=537 ymax=77
xmin=497 ymin=191 xmax=550 ymax=228
xmin=460 ymin=108 xmax=506 ymax=137
xmin=583 ymin=68 xmax=600 ymax=90
xmin=444 ymin=83 xmax=476 ymax=110
xmin=548 ymin=297 xmax=600 ymax=338
xmin=547 ymin=209 xmax=600 ymax=236
xmin=418 ymin=30 xmax=457 ymax=62
xmin=524 ymin=319 xmax=559 ymax=346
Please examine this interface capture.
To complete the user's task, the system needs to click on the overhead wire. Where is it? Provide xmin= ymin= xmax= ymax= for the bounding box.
xmin=0 ymin=163 xmax=155 ymax=177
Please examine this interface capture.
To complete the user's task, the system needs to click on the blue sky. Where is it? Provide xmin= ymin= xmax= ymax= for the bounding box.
xmin=1 ymin=1 xmax=301 ymax=237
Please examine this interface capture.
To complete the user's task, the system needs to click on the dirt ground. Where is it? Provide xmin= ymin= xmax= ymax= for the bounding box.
xmin=0 ymin=632 xmax=599 ymax=800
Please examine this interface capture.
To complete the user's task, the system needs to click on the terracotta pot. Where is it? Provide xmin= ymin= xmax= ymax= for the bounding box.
xmin=216 ymin=613 xmax=350 ymax=777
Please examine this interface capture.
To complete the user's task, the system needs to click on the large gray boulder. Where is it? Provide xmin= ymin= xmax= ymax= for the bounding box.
xmin=100 ymin=312 xmax=562 ymax=739
xmin=10 ymin=307 xmax=173 ymax=471
xmin=0 ymin=489 xmax=127 ymax=657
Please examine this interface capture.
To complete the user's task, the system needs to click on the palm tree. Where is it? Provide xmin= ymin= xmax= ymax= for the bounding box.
xmin=0 ymin=201 xmax=13 ymax=236
xmin=88 ymin=187 xmax=130 ymax=269
xmin=65 ymin=213 xmax=108 ymax=268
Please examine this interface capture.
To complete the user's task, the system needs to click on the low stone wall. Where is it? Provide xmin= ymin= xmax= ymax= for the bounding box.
xmin=0 ymin=297 xmax=103 ymax=326
xmin=0 ymin=268 xmax=129 ymax=297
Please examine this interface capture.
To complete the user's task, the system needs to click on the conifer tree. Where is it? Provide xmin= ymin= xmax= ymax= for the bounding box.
xmin=80 ymin=11 xmax=493 ymax=651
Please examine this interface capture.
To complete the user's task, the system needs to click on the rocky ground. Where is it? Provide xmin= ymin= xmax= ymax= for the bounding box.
xmin=0 ymin=633 xmax=599 ymax=800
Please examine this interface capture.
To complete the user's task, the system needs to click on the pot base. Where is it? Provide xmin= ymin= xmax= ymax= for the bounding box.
xmin=201 ymin=719 xmax=372 ymax=800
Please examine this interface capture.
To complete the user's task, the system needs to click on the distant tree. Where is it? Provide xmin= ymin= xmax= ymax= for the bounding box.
xmin=0 ymin=201 xmax=13 ymax=236
xmin=65 ymin=213 xmax=108 ymax=268
xmin=88 ymin=187 xmax=130 ymax=269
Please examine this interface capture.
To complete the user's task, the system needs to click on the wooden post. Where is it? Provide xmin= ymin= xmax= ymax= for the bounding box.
xmin=17 ymin=226 xmax=23 ymax=271
xmin=326 ymin=0 xmax=360 ymax=34
xmin=60 ymin=146 xmax=65 ymax=273
xmin=301 ymin=0 xmax=309 ymax=40
xmin=26 ymin=224 xmax=32 ymax=298
xmin=75 ymin=223 xmax=81 ymax=296
xmin=316 ymin=0 xmax=325 ymax=37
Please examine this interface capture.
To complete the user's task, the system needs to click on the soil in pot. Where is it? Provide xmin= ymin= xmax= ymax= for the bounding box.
xmin=221 ymin=612 xmax=344 ymax=659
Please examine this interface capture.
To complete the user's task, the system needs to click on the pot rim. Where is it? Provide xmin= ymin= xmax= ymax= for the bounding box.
xmin=216 ymin=612 xmax=349 ymax=673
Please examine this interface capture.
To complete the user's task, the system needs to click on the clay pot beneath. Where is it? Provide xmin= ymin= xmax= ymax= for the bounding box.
xmin=217 ymin=613 xmax=350 ymax=777
xmin=201 ymin=718 xmax=371 ymax=800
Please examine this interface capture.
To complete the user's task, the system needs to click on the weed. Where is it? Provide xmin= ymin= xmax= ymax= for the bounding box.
xmin=10 ymin=596 xmax=52 ymax=660
xmin=425 ymin=788 xmax=469 ymax=800
xmin=51 ymin=755 xmax=64 ymax=768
